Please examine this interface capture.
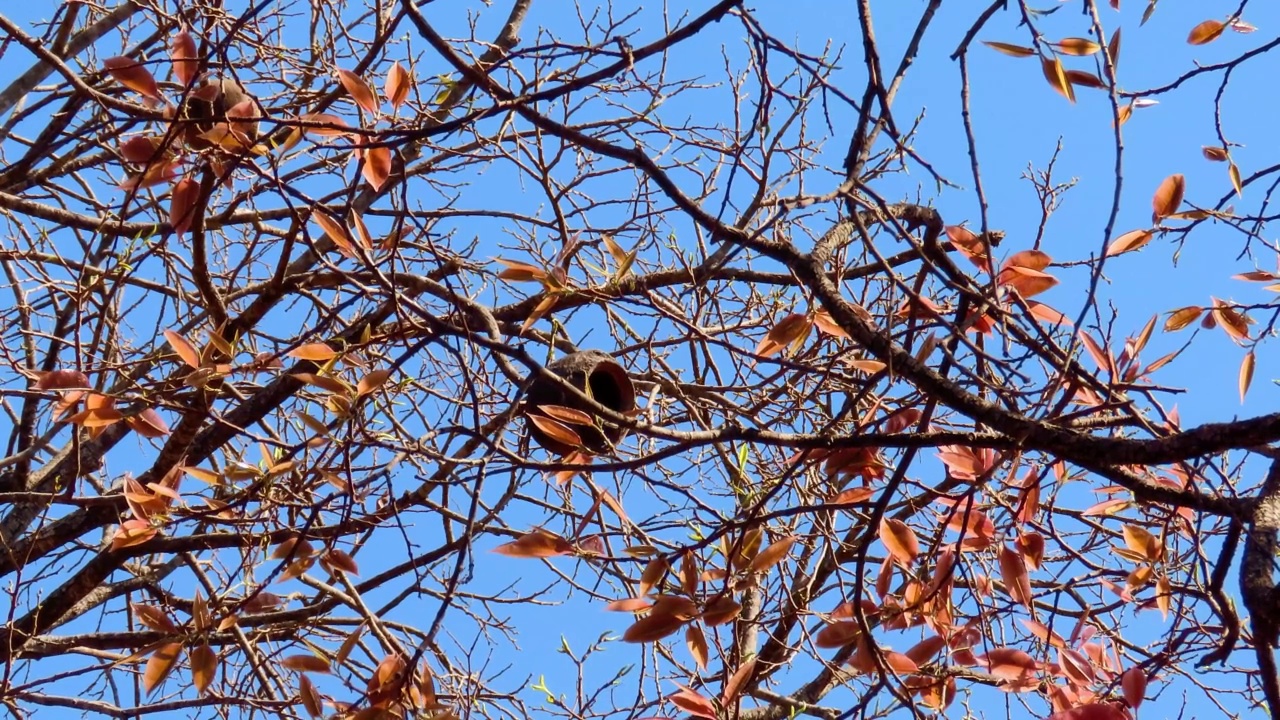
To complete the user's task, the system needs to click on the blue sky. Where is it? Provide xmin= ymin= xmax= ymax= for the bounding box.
xmin=4 ymin=0 xmax=1280 ymax=718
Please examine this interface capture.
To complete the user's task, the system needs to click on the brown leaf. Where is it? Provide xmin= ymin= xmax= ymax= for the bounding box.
xmin=638 ymin=557 xmax=669 ymax=596
xmin=385 ymin=61 xmax=412 ymax=108
xmin=1211 ymin=298 xmax=1250 ymax=343
xmin=978 ymin=647 xmax=1039 ymax=681
xmin=1187 ymin=19 xmax=1226 ymax=45
xmin=756 ymin=313 xmax=812 ymax=357
xmin=999 ymin=265 xmax=1059 ymax=298
xmin=289 ymin=343 xmax=338 ymax=362
xmin=721 ymin=658 xmax=756 ymax=704
xmin=1240 ymin=351 xmax=1255 ymax=403
xmin=189 ymin=644 xmax=217 ymax=695
xmin=312 ymin=209 xmax=357 ymax=258
xmin=144 ymin=643 xmax=183 ymax=694
xmin=983 ymin=41 xmax=1037 ymax=57
xmin=362 ymin=145 xmax=393 ymax=191
xmin=131 ymin=603 xmax=178 ymax=634
xmin=605 ymin=597 xmax=653 ymax=612
xmin=1041 ymin=55 xmax=1076 ymax=103
xmin=492 ymin=530 xmax=574 ymax=559
xmin=1054 ymin=38 xmax=1101 ymax=56
xmin=686 ymin=625 xmax=709 ymax=670
xmin=1164 ymin=306 xmax=1203 ymax=332
xmin=337 ymin=69 xmax=379 ymax=114
xmin=1121 ymin=666 xmax=1147 ymax=709
xmin=1002 ymin=249 xmax=1052 ymax=272
xmin=170 ymin=31 xmax=198 ymax=86
xmin=1203 ymin=145 xmax=1230 ymax=162
xmin=669 ymin=686 xmax=717 ymax=720
xmin=1016 ymin=532 xmax=1045 ymax=570
xmin=880 ymin=518 xmax=919 ymax=567
xmin=1106 ymin=229 xmax=1154 ymax=257
xmin=999 ymin=545 xmax=1033 ymax=609
xmin=104 ymin=57 xmax=161 ymax=99
xmin=322 ymin=549 xmax=360 ymax=575
xmin=281 ymin=655 xmax=332 ymax=673
xmin=164 ymin=329 xmax=202 ymax=369
xmin=126 ymin=407 xmax=171 ymax=438
xmin=527 ymin=413 xmax=583 ymax=449
xmin=357 ymin=368 xmax=392 ymax=396
xmin=298 ymin=113 xmax=352 ymax=138
xmin=1229 ymin=161 xmax=1243 ymax=197
xmin=1064 ymin=70 xmax=1106 ymax=89
xmin=299 ymin=674 xmax=324 ymax=718
xmin=1151 ymin=173 xmax=1186 ymax=222
xmin=749 ymin=535 xmax=798 ymax=574
xmin=112 ymin=519 xmax=158 ymax=550
xmin=623 ymin=609 xmax=688 ymax=643
xmin=1108 ymin=27 xmax=1122 ymax=69
xmin=701 ymin=596 xmax=742 ymax=626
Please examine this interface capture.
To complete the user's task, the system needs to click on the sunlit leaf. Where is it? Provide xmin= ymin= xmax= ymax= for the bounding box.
xmin=749 ymin=536 xmax=798 ymax=573
xmin=1240 ymin=351 xmax=1255 ymax=402
xmin=1041 ymin=55 xmax=1076 ymax=103
xmin=104 ymin=57 xmax=161 ymax=99
xmin=170 ymin=31 xmax=198 ymax=86
xmin=685 ymin=625 xmax=708 ymax=670
xmin=1229 ymin=161 xmax=1243 ymax=197
xmin=1106 ymin=229 xmax=1154 ymax=257
xmin=669 ymin=686 xmax=717 ymax=720
xmin=362 ymin=145 xmax=393 ymax=190
xmin=1203 ymin=146 xmax=1229 ymax=162
xmin=281 ymin=655 xmax=332 ymax=673
xmin=337 ymin=68 xmax=379 ymax=114
xmin=492 ymin=530 xmax=574 ymax=558
xmin=879 ymin=518 xmax=919 ymax=567
xmin=385 ymin=61 xmax=412 ymax=108
xmin=1054 ymin=38 xmax=1101 ymax=56
xmin=999 ymin=545 xmax=1033 ymax=609
xmin=1187 ymin=19 xmax=1226 ymax=45
xmin=1163 ymin=306 xmax=1202 ymax=331
xmin=144 ymin=643 xmax=183 ymax=694
xmin=983 ymin=41 xmax=1037 ymax=57
xmin=1151 ymin=173 xmax=1186 ymax=222
xmin=189 ymin=644 xmax=217 ymax=695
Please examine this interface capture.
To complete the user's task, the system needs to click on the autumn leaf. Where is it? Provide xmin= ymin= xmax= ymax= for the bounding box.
xmin=492 ymin=530 xmax=574 ymax=558
xmin=312 ymin=208 xmax=358 ymax=258
xmin=385 ymin=61 xmax=412 ymax=108
xmin=281 ymin=655 xmax=332 ymax=673
xmin=999 ymin=265 xmax=1059 ymax=298
xmin=669 ymin=686 xmax=717 ymax=720
xmin=170 ymin=31 xmax=198 ymax=86
xmin=685 ymin=625 xmax=709 ymax=670
xmin=362 ymin=145 xmax=393 ymax=190
xmin=1240 ymin=351 xmax=1255 ymax=402
xmin=189 ymin=644 xmax=217 ymax=695
xmin=1151 ymin=173 xmax=1186 ymax=222
xmin=144 ymin=643 xmax=183 ymax=694
xmin=983 ymin=41 xmax=1037 ymax=57
xmin=1054 ymin=38 xmax=1101 ymax=56
xmin=104 ymin=57 xmax=161 ymax=99
xmin=1041 ymin=55 xmax=1076 ymax=103
xmin=1106 ymin=229 xmax=1154 ymax=257
xmin=1203 ymin=146 xmax=1229 ymax=162
xmin=337 ymin=68 xmax=379 ymax=114
xmin=749 ymin=536 xmax=798 ymax=573
xmin=999 ymin=545 xmax=1034 ymax=609
xmin=879 ymin=518 xmax=919 ymax=567
xmin=1163 ymin=306 xmax=1202 ymax=331
xmin=1187 ymin=19 xmax=1226 ymax=45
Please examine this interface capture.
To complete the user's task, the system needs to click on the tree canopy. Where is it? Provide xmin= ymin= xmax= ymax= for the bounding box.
xmin=2 ymin=1 xmax=1280 ymax=719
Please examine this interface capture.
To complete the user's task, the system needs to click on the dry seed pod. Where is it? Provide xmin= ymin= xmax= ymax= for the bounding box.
xmin=524 ymin=350 xmax=635 ymax=455
xmin=180 ymin=77 xmax=261 ymax=151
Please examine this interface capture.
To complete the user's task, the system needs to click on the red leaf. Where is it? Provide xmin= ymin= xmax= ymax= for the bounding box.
xmin=1121 ymin=666 xmax=1147 ymax=708
xmin=337 ymin=68 xmax=379 ymax=114
xmin=386 ymin=61 xmax=412 ymax=108
xmin=170 ymin=31 xmax=198 ymax=86
xmin=362 ymin=145 xmax=392 ymax=190
xmin=104 ymin=57 xmax=161 ymax=99
xmin=669 ymin=687 xmax=717 ymax=720
xmin=999 ymin=545 xmax=1034 ymax=609
xmin=169 ymin=177 xmax=201 ymax=236
xmin=880 ymin=518 xmax=919 ymax=567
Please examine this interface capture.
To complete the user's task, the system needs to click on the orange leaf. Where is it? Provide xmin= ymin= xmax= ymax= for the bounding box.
xmin=527 ymin=412 xmax=583 ymax=449
xmin=1240 ymin=351 xmax=1255 ymax=402
xmin=1108 ymin=27 xmax=1122 ymax=69
xmin=1041 ymin=55 xmax=1076 ymax=103
xmin=170 ymin=31 xmax=198 ymax=86
xmin=495 ymin=258 xmax=550 ymax=283
xmin=999 ymin=545 xmax=1033 ymax=609
xmin=189 ymin=644 xmax=217 ymax=695
xmin=1151 ymin=173 xmax=1186 ymax=222
xmin=978 ymin=647 xmax=1039 ymax=681
xmin=623 ymin=610 xmax=687 ymax=643
xmin=686 ymin=625 xmax=709 ymax=670
xmin=337 ymin=68 xmax=379 ymax=114
xmin=362 ymin=145 xmax=392 ymax=191
xmin=1229 ymin=162 xmax=1243 ymax=197
xmin=131 ymin=603 xmax=178 ymax=634
xmin=492 ymin=530 xmax=574 ymax=558
xmin=880 ymin=518 xmax=919 ymax=567
xmin=357 ymin=368 xmax=392 ymax=396
xmin=281 ymin=655 xmax=332 ymax=673
xmin=756 ymin=313 xmax=812 ymax=357
xmin=1002 ymin=249 xmax=1052 ymax=272
xmin=1187 ymin=19 xmax=1226 ymax=45
xmin=289 ymin=342 xmax=338 ymax=362
xmin=1163 ymin=306 xmax=1202 ymax=331
xmin=1121 ymin=667 xmax=1147 ymax=709
xmin=999 ymin=266 xmax=1058 ymax=298
xmin=1064 ymin=70 xmax=1106 ymax=89
xmin=299 ymin=674 xmax=323 ymax=718
xmin=322 ymin=549 xmax=360 ymax=575
xmin=312 ymin=209 xmax=357 ymax=258
xmin=701 ymin=596 xmax=742 ymax=626
xmin=669 ymin=687 xmax=717 ymax=720
xmin=749 ymin=535 xmax=798 ymax=573
xmin=605 ymin=597 xmax=653 ymax=612
xmin=104 ymin=57 xmax=161 ymax=99
xmin=1106 ymin=229 xmax=1154 ymax=257
xmin=298 ymin=113 xmax=353 ymax=138
xmin=126 ymin=407 xmax=171 ymax=438
xmin=1211 ymin=298 xmax=1250 ymax=343
xmin=983 ymin=41 xmax=1037 ymax=57
xmin=1054 ymin=37 xmax=1101 ymax=56
xmin=144 ymin=643 xmax=183 ymax=694
xmin=386 ymin=61 xmax=412 ymax=108
xmin=1203 ymin=146 xmax=1229 ymax=162
xmin=164 ymin=329 xmax=201 ymax=368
